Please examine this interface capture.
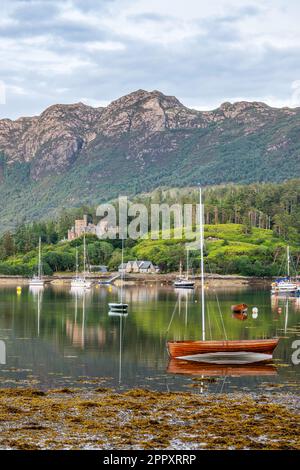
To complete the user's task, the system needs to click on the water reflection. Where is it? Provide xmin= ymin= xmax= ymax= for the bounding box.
xmin=0 ymin=340 xmax=5 ymax=365
xmin=167 ymin=358 xmax=278 ymax=377
xmin=29 ymin=285 xmax=43 ymax=336
xmin=232 ymin=312 xmax=248 ymax=321
xmin=0 ymin=285 xmax=299 ymax=392
xmin=67 ymin=288 xmax=105 ymax=349
xmin=108 ymin=311 xmax=127 ymax=383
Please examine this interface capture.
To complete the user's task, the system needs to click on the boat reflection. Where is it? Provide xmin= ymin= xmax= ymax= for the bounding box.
xmin=167 ymin=358 xmax=277 ymax=377
xmin=232 ymin=312 xmax=248 ymax=321
xmin=66 ymin=288 xmax=105 ymax=349
xmin=108 ymin=310 xmax=127 ymax=383
xmin=29 ymin=284 xmax=43 ymax=336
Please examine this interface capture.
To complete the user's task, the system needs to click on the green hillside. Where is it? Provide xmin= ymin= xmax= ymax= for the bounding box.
xmin=0 ymin=223 xmax=297 ymax=278
xmin=0 ymin=180 xmax=298 ymax=277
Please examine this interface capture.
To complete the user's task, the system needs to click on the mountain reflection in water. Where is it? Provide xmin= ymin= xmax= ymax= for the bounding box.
xmin=0 ymin=284 xmax=298 ymax=392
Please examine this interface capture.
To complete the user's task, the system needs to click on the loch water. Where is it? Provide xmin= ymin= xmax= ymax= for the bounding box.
xmin=0 ymin=284 xmax=299 ymax=394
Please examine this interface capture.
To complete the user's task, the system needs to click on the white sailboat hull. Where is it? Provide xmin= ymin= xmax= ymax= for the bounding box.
xmin=177 ymin=351 xmax=273 ymax=364
xmin=174 ymin=280 xmax=195 ymax=289
xmin=109 ymin=302 xmax=128 ymax=311
xmin=29 ymin=278 xmax=44 ymax=287
xmin=71 ymin=278 xmax=92 ymax=289
xmin=271 ymin=283 xmax=297 ymax=294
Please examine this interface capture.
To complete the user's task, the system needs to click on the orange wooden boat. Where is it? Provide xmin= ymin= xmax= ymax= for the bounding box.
xmin=167 ymin=358 xmax=277 ymax=377
xmin=167 ymin=338 xmax=279 ymax=358
xmin=166 ymin=188 xmax=280 ymax=362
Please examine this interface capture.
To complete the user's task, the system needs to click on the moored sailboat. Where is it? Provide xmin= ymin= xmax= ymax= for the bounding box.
xmin=29 ymin=237 xmax=44 ymax=287
xmin=271 ymin=246 xmax=297 ymax=295
xmin=167 ymin=188 xmax=279 ymax=361
xmin=174 ymin=249 xmax=195 ymax=289
xmin=108 ymin=238 xmax=128 ymax=312
xmin=71 ymin=235 xmax=92 ymax=289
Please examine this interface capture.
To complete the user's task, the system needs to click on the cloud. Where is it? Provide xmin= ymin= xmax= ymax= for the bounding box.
xmin=0 ymin=0 xmax=300 ymax=118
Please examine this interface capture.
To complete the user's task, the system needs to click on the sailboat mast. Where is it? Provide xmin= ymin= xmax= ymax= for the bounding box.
xmin=75 ymin=248 xmax=78 ymax=278
xmin=83 ymin=233 xmax=86 ymax=280
xmin=287 ymin=245 xmax=290 ymax=277
xmin=186 ymin=249 xmax=189 ymax=280
xmin=199 ymin=188 xmax=205 ymax=341
xmin=38 ymin=237 xmax=41 ymax=278
xmin=119 ymin=315 xmax=122 ymax=383
xmin=120 ymin=238 xmax=124 ymax=303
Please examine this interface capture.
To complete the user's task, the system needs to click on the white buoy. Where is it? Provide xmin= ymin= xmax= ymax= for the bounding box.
xmin=252 ymin=307 xmax=258 ymax=319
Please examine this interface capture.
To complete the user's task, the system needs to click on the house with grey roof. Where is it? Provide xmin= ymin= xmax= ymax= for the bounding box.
xmin=118 ymin=260 xmax=160 ymax=274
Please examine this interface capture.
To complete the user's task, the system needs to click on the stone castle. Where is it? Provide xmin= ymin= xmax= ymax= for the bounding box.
xmin=67 ymin=215 xmax=116 ymax=240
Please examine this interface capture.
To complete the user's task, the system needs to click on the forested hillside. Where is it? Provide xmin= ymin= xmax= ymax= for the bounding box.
xmin=0 ymin=90 xmax=300 ymax=231
xmin=0 ymin=181 xmax=299 ymax=277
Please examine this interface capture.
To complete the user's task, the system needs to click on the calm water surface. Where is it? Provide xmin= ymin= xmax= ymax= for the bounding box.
xmin=0 ymin=284 xmax=299 ymax=394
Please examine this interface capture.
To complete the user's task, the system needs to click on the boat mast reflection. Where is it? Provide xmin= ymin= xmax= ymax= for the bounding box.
xmin=108 ymin=310 xmax=127 ymax=384
xmin=29 ymin=285 xmax=43 ymax=336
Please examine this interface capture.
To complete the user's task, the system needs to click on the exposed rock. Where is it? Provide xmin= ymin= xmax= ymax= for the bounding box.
xmin=0 ymin=102 xmax=103 ymax=179
xmin=0 ymin=89 xmax=297 ymax=180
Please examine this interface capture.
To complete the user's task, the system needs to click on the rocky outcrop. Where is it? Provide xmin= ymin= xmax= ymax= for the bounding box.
xmin=0 ymin=102 xmax=103 ymax=178
xmin=0 ymin=89 xmax=299 ymax=180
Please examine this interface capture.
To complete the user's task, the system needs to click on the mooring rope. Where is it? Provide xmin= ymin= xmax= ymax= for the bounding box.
xmin=166 ymin=296 xmax=180 ymax=336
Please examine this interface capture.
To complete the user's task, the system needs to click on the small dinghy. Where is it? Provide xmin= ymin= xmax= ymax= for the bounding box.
xmin=108 ymin=302 xmax=128 ymax=312
xmin=231 ymin=303 xmax=248 ymax=314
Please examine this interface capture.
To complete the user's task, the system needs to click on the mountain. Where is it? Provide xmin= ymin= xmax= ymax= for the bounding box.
xmin=0 ymin=89 xmax=300 ymax=230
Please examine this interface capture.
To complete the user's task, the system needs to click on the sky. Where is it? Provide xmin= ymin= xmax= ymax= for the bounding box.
xmin=1 ymin=0 xmax=300 ymax=119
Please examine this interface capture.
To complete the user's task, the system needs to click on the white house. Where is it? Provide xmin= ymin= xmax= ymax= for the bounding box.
xmin=118 ymin=260 xmax=160 ymax=274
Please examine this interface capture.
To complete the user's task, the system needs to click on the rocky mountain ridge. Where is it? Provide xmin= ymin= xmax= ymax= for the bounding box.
xmin=0 ymin=89 xmax=299 ymax=229
xmin=1 ymin=89 xmax=297 ymax=178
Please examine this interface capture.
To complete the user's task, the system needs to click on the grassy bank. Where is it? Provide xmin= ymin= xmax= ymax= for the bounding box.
xmin=0 ymin=388 xmax=299 ymax=450
xmin=0 ymin=223 xmax=298 ymax=278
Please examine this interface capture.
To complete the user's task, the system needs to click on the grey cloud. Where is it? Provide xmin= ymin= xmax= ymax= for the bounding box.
xmin=72 ymin=0 xmax=117 ymax=12
xmin=11 ymin=1 xmax=59 ymax=21
xmin=128 ymin=12 xmax=171 ymax=23
xmin=0 ymin=0 xmax=299 ymax=119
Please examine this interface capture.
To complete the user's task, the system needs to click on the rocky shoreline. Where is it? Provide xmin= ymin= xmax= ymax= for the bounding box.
xmin=0 ymin=387 xmax=299 ymax=450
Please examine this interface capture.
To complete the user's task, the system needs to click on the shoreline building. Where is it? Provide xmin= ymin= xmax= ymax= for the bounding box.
xmin=68 ymin=215 xmax=119 ymax=240
xmin=67 ymin=215 xmax=97 ymax=240
xmin=119 ymin=260 xmax=160 ymax=274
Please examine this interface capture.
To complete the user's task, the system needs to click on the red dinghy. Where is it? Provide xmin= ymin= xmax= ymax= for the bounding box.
xmin=231 ymin=303 xmax=248 ymax=314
